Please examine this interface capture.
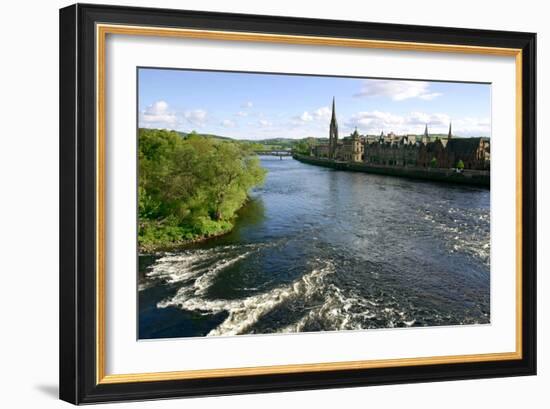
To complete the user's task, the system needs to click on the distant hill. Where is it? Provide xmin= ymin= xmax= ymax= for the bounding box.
xmin=142 ymin=128 xmax=484 ymax=151
xmin=242 ymin=137 xmax=290 ymax=146
xmin=175 ymin=131 xmax=233 ymax=141
xmin=151 ymin=129 xmax=322 ymax=149
xmin=141 ymin=129 xmax=304 ymax=152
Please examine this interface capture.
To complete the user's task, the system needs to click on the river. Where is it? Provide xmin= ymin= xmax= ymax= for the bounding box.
xmin=139 ymin=156 xmax=490 ymax=339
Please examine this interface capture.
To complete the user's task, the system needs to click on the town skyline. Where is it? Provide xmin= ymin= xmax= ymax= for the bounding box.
xmin=138 ymin=68 xmax=491 ymax=140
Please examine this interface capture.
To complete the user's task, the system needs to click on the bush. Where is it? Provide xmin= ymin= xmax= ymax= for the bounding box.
xmin=138 ymin=129 xmax=267 ymax=249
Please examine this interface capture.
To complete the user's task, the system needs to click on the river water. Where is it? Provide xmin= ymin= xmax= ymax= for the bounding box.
xmin=139 ymin=157 xmax=490 ymax=339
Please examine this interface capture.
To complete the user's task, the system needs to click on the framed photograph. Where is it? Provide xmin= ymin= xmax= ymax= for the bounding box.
xmin=59 ymin=3 xmax=536 ymax=404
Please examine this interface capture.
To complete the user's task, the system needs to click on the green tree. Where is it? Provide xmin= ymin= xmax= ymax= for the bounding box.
xmin=292 ymin=137 xmax=317 ymax=155
xmin=429 ymin=157 xmax=438 ymax=168
xmin=456 ymin=159 xmax=465 ymax=170
xmin=137 ymin=128 xmax=267 ymax=250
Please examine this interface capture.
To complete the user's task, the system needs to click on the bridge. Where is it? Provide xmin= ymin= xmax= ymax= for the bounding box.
xmin=255 ymin=150 xmax=293 ymax=159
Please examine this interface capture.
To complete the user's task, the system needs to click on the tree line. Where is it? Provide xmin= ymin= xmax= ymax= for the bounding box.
xmin=138 ymin=128 xmax=267 ymax=251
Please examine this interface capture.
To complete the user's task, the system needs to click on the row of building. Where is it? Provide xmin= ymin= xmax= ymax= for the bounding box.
xmin=311 ymin=99 xmax=490 ymax=171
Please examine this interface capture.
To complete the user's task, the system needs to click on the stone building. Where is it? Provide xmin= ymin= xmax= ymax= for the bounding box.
xmin=338 ymin=128 xmax=364 ymax=162
xmin=443 ymin=137 xmax=490 ymax=169
xmin=313 ymin=143 xmax=330 ymax=158
xmin=311 ymin=99 xmax=490 ymax=171
xmin=362 ymin=123 xmax=490 ymax=170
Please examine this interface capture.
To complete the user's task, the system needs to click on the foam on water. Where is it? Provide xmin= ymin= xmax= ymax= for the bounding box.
xmin=278 ymin=284 xmax=415 ymax=333
xmin=146 ymin=244 xmax=259 ymax=285
xmin=146 ymin=239 xmax=425 ymax=335
xmin=157 ymin=257 xmax=337 ymax=336
xmin=152 ymin=247 xmax=418 ymax=336
xmin=422 ymin=206 xmax=490 ymax=266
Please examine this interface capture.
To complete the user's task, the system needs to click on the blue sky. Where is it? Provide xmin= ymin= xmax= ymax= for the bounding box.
xmin=138 ymin=68 xmax=491 ymax=140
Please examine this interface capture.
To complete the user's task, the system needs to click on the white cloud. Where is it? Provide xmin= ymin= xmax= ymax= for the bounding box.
xmin=292 ymin=106 xmax=332 ymax=125
xmin=258 ymin=119 xmax=272 ymax=127
xmin=347 ymin=111 xmax=405 ymax=132
xmin=220 ymin=119 xmax=236 ymax=128
xmin=452 ymin=117 xmax=491 ymax=136
xmin=139 ymin=101 xmax=212 ymax=130
xmin=235 ymin=111 xmax=248 ymax=117
xmin=354 ymin=80 xmax=443 ymax=101
xmin=407 ymin=111 xmax=450 ymax=127
xmin=184 ymin=109 xmax=208 ymax=127
xmin=313 ymin=106 xmax=331 ymax=120
xmin=346 ymin=111 xmax=489 ymax=136
xmin=241 ymin=101 xmax=253 ymax=108
xmin=140 ymin=100 xmax=178 ymax=129
xmin=299 ymin=112 xmax=313 ymax=122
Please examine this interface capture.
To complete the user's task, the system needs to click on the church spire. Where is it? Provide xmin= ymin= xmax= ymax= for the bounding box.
xmin=424 ymin=123 xmax=429 ymax=137
xmin=448 ymin=122 xmax=452 ymax=139
xmin=328 ymin=97 xmax=339 ymax=160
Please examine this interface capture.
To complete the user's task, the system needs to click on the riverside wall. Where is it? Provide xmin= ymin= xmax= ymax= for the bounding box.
xmin=293 ymin=154 xmax=490 ymax=188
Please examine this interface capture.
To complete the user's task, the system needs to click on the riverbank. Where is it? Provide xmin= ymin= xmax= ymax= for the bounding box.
xmin=139 ymin=194 xmax=263 ymax=254
xmin=138 ymin=225 xmax=233 ymax=254
xmin=293 ymin=154 xmax=490 ymax=187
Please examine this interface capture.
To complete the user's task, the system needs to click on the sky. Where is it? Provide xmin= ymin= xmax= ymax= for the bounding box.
xmin=138 ymin=68 xmax=491 ymax=140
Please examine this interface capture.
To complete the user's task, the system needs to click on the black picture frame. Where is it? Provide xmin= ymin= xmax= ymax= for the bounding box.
xmin=59 ymin=3 xmax=536 ymax=404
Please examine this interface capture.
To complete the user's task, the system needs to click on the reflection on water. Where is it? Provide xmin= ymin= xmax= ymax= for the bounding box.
xmin=139 ymin=157 xmax=490 ymax=339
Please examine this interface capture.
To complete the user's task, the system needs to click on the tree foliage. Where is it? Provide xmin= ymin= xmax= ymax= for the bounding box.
xmin=456 ymin=159 xmax=465 ymax=170
xmin=292 ymin=137 xmax=317 ymax=155
xmin=138 ymin=128 xmax=266 ymax=250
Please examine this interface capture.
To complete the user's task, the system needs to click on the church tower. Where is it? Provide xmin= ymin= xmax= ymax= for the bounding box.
xmin=448 ymin=122 xmax=452 ymax=140
xmin=424 ymin=123 xmax=429 ymax=138
xmin=351 ymin=127 xmax=362 ymax=162
xmin=328 ymin=97 xmax=339 ymax=160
